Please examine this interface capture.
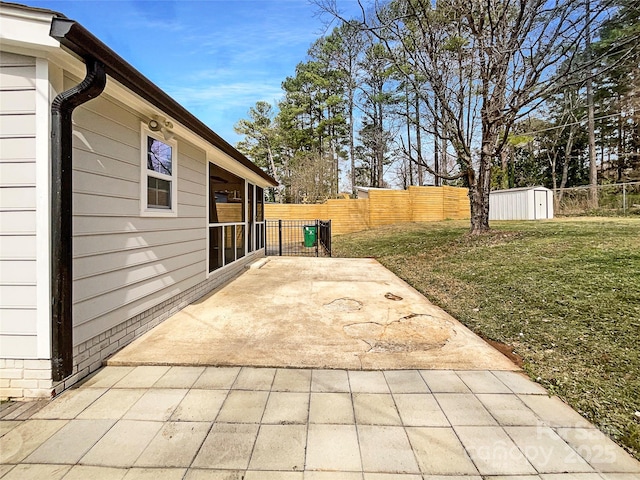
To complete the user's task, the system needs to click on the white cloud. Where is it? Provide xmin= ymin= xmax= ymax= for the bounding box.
xmin=168 ymin=82 xmax=283 ymax=108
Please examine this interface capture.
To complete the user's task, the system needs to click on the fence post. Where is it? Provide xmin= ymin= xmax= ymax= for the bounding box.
xmin=278 ymin=219 xmax=283 ymax=256
xmin=315 ymin=219 xmax=319 ymax=257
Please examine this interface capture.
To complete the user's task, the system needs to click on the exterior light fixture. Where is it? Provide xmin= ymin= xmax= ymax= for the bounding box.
xmin=148 ymin=116 xmax=175 ymax=141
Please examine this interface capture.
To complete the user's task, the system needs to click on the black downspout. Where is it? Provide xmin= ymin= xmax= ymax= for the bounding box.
xmin=51 ymin=58 xmax=106 ymax=382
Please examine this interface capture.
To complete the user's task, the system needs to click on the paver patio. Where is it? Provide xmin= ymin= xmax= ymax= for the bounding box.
xmin=1 ymin=258 xmax=638 ymax=477
xmin=1 ymin=365 xmax=639 ymax=478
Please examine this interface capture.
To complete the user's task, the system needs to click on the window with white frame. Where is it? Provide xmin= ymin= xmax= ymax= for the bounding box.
xmin=141 ymin=124 xmax=177 ymax=216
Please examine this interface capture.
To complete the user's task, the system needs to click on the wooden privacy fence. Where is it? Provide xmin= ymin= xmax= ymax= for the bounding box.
xmin=265 ymin=186 xmax=470 ymax=236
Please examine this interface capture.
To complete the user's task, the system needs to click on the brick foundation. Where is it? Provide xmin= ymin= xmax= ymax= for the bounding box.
xmin=0 ymin=252 xmax=262 ymax=400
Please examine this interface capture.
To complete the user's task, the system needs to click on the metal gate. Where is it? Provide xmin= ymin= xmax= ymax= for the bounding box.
xmin=266 ymin=220 xmax=331 ymax=257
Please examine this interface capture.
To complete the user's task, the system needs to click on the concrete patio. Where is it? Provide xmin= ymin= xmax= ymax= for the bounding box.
xmin=107 ymin=257 xmax=517 ymax=371
xmin=1 ymin=257 xmax=639 ymax=478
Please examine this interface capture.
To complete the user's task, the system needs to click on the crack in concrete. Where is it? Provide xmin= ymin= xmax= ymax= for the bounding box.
xmin=324 ymin=298 xmax=363 ymax=312
xmin=344 ymin=313 xmax=454 ymax=354
xmin=384 ymin=292 xmax=403 ymax=301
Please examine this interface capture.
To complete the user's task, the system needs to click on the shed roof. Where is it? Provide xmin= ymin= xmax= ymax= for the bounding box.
xmin=491 ymin=186 xmax=551 ymax=194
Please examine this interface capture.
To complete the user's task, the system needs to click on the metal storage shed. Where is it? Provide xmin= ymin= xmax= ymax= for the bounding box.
xmin=489 ymin=186 xmax=554 ymax=220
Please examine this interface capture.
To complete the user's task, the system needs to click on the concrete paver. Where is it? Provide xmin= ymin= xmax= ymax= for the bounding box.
xmin=216 ymin=390 xmax=269 ymax=423
xmin=184 ymin=470 xmax=245 ymax=480
xmin=30 ymin=388 xmax=106 ymax=419
xmin=123 ymin=389 xmax=187 ymax=421
xmin=244 ymin=472 xmax=303 ymax=480
xmin=505 ymin=426 xmax=593 ymax=473
xmin=248 ymin=424 xmax=306 ymax=470
xmin=152 ymin=366 xmax=205 ymax=389
xmin=393 ymin=393 xmax=449 ymax=427
xmin=0 ymin=419 xmax=67 ymax=464
xmin=272 ymin=368 xmax=311 ymax=392
xmin=405 ymin=426 xmax=478 ymax=475
xmin=306 ymin=473 xmax=362 ymax=480
xmin=309 ymin=392 xmax=354 ymax=424
xmin=486 ymin=477 xmax=540 ymax=480
xmin=1 ymin=366 xmax=639 ymax=478
xmin=599 ymin=475 xmax=640 ymax=479
xmin=353 ymin=393 xmax=402 ymax=425
xmin=170 ymin=389 xmax=227 ymax=421
xmin=305 ymin=424 xmax=361 ymax=471
xmin=191 ymin=422 xmax=259 ymax=469
xmin=133 ymin=422 xmax=209 ymax=467
xmin=519 ymin=394 xmax=596 ymax=428
xmin=233 ymin=367 xmax=276 ymax=390
xmin=122 ymin=468 xmax=186 ymax=480
xmin=0 ymin=464 xmax=14 ymax=478
xmin=61 ymin=465 xmax=127 ymax=480
xmin=419 ymin=370 xmax=471 ymax=393
xmin=192 ymin=366 xmax=240 ymax=389
xmin=384 ymin=370 xmax=430 ymax=394
xmin=76 ymin=388 xmax=144 ymax=419
xmin=0 ymin=464 xmax=70 ymax=480
xmin=491 ymin=370 xmax=549 ymax=394
xmin=262 ymin=391 xmax=309 ymax=424
xmin=456 ymin=370 xmax=512 ymax=393
xmin=556 ymin=427 xmax=640 ymax=472
xmin=538 ymin=475 xmax=602 ymax=479
xmin=113 ymin=366 xmax=170 ymax=388
xmin=434 ymin=393 xmax=498 ymax=425
xmin=348 ymin=371 xmax=390 ymax=393
xmin=454 ymin=425 xmax=538 ymax=475
xmin=418 ymin=476 xmax=482 ymax=480
xmin=0 ymin=420 xmax=20 ymax=437
xmin=358 ymin=425 xmax=420 ymax=474
xmin=24 ymin=419 xmax=115 ymax=464
xmin=364 ymin=474 xmax=421 ymax=480
xmin=477 ymin=393 xmax=542 ymax=426
xmin=80 ymin=366 xmax=134 ymax=389
xmin=80 ymin=420 xmax=163 ymax=467
xmin=311 ymin=369 xmax=350 ymax=392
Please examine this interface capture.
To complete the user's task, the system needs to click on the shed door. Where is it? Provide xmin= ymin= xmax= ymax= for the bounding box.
xmin=534 ymin=190 xmax=547 ymax=219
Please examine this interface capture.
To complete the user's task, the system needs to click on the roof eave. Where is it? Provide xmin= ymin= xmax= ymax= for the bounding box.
xmin=49 ymin=16 xmax=277 ymax=187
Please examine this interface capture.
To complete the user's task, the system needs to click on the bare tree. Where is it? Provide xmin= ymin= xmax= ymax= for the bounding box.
xmin=316 ymin=0 xmax=616 ymax=233
xmin=585 ymin=0 xmax=598 ymax=207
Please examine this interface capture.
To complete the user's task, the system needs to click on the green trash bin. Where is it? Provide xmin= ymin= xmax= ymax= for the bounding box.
xmin=303 ymin=225 xmax=317 ymax=247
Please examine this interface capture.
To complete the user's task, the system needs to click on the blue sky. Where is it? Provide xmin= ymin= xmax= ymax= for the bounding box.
xmin=27 ymin=0 xmax=359 ymax=145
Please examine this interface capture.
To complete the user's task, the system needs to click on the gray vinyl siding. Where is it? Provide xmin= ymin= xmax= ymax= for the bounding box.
xmin=0 ymin=52 xmax=38 ymax=358
xmin=69 ymin=75 xmax=208 ymax=345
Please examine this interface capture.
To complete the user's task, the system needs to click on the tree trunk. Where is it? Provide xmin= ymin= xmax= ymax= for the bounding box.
xmin=405 ymin=84 xmax=413 ymax=186
xmin=376 ymin=101 xmax=384 ymax=187
xmin=349 ymin=90 xmax=356 ymax=196
xmin=441 ymin=136 xmax=447 ymax=184
xmin=550 ymin=152 xmax=558 ymax=192
xmin=468 ymin=167 xmax=490 ymax=235
xmin=558 ymin=128 xmax=574 ymax=203
xmin=433 ymin=95 xmax=439 ymax=187
xmin=617 ymin=94 xmax=624 ymax=182
xmin=469 ymin=116 xmax=499 ymax=234
xmin=415 ymin=94 xmax=423 ymax=186
xmin=500 ymin=149 xmax=508 ymax=189
xmin=266 ymin=144 xmax=282 ymax=203
xmin=586 ymin=0 xmax=598 ymax=208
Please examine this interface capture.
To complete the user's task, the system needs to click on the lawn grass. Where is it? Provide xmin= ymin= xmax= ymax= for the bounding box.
xmin=333 ymin=217 xmax=640 ymax=459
